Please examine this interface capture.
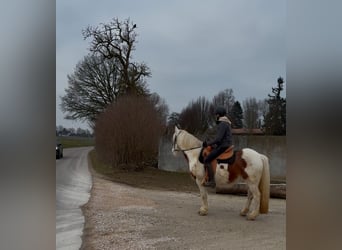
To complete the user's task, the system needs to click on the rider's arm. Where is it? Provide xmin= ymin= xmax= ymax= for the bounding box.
xmin=207 ymin=123 xmax=225 ymax=146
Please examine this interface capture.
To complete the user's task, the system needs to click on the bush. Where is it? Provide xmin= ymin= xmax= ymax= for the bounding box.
xmin=95 ymin=95 xmax=165 ymax=170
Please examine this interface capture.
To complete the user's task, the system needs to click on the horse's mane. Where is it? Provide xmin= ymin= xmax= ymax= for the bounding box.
xmin=179 ymin=129 xmax=202 ymax=149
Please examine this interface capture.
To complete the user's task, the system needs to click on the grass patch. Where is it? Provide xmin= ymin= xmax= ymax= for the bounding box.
xmin=57 ymin=136 xmax=95 ymax=148
xmin=89 ymin=149 xmax=198 ymax=192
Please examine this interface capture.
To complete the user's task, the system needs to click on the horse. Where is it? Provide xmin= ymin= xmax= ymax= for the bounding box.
xmin=172 ymin=126 xmax=270 ymax=220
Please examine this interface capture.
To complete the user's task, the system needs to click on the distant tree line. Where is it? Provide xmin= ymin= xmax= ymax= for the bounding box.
xmin=167 ymin=77 xmax=286 ymax=137
xmin=56 ymin=125 xmax=93 ymax=137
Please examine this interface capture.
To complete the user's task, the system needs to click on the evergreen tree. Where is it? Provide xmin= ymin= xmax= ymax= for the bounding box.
xmin=230 ymin=101 xmax=243 ymax=128
xmin=264 ymin=77 xmax=286 ymax=135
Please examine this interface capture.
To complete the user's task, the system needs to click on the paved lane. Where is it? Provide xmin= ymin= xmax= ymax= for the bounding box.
xmin=56 ymin=147 xmax=93 ymax=250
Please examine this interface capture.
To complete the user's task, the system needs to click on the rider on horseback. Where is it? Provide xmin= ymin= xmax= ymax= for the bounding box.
xmin=203 ymin=106 xmax=233 ymax=187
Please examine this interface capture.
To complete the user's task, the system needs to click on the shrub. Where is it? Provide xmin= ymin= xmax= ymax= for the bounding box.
xmin=95 ymin=95 xmax=165 ymax=170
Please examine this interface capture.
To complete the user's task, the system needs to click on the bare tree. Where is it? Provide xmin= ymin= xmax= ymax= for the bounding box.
xmin=82 ymin=18 xmax=151 ymax=95
xmin=178 ymin=96 xmax=212 ymax=135
xmin=243 ymin=97 xmax=260 ymax=129
xmin=167 ymin=112 xmax=180 ymax=127
xmin=212 ymin=88 xmax=235 ymax=118
xmin=60 ymin=54 xmax=126 ymax=123
xmin=61 ymin=18 xmax=151 ymax=126
xmin=148 ymin=92 xmax=169 ymax=126
xmin=258 ymin=99 xmax=269 ymax=127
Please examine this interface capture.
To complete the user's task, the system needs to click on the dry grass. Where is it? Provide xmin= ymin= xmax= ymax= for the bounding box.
xmin=89 ymin=149 xmax=198 ymax=193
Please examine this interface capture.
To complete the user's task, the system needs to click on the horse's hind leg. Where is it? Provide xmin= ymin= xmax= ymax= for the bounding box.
xmin=245 ymin=182 xmax=260 ymax=220
xmin=240 ymin=189 xmax=252 ymax=216
xmin=196 ymin=178 xmax=208 ymax=216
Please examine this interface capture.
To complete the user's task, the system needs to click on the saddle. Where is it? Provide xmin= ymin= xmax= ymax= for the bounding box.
xmin=216 ymin=145 xmax=234 ymax=160
xmin=199 ymin=145 xmax=235 ymax=163
xmin=200 ymin=145 xmax=235 ymax=185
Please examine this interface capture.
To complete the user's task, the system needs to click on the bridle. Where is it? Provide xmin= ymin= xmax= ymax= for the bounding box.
xmin=172 ymin=130 xmax=202 ymax=152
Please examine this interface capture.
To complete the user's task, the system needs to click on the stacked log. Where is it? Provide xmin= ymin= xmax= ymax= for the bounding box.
xmin=216 ymin=183 xmax=286 ymax=199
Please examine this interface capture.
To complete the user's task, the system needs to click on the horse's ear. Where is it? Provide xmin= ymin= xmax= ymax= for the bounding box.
xmin=175 ymin=125 xmax=179 ymax=133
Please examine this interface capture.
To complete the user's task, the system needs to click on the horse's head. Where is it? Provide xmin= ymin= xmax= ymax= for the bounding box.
xmin=172 ymin=126 xmax=182 ymax=156
xmin=172 ymin=126 xmax=203 ymax=157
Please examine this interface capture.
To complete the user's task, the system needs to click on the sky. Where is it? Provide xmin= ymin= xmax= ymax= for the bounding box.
xmin=56 ymin=0 xmax=286 ymax=130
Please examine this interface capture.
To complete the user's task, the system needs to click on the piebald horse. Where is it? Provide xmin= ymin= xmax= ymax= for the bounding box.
xmin=172 ymin=126 xmax=270 ymax=220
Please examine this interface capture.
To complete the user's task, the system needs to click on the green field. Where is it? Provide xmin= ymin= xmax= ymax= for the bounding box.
xmin=57 ymin=136 xmax=95 ymax=148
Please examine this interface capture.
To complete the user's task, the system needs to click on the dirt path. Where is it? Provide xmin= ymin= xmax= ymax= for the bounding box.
xmin=81 ymin=171 xmax=286 ymax=250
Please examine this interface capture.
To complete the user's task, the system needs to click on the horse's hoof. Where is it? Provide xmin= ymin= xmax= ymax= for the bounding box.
xmin=198 ymin=208 xmax=208 ymax=216
xmin=246 ymin=212 xmax=258 ymax=220
xmin=240 ymin=208 xmax=249 ymax=216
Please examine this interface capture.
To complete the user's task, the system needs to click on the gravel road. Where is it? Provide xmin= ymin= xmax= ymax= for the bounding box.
xmin=81 ymin=169 xmax=285 ymax=250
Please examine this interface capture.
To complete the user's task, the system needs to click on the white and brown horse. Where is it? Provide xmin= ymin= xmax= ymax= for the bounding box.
xmin=172 ymin=126 xmax=270 ymax=220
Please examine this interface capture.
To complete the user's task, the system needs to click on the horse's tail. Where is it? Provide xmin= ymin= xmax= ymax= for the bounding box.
xmin=259 ymin=154 xmax=270 ymax=214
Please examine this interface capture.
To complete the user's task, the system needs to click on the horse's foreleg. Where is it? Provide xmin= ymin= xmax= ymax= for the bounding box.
xmin=245 ymin=182 xmax=260 ymax=220
xmin=196 ymin=178 xmax=208 ymax=216
xmin=240 ymin=189 xmax=252 ymax=216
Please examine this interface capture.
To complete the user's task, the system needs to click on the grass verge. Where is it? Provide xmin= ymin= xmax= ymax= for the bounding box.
xmin=89 ymin=149 xmax=198 ymax=192
xmin=57 ymin=136 xmax=95 ymax=148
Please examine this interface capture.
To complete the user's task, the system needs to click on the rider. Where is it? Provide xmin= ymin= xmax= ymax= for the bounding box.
xmin=202 ymin=106 xmax=233 ymax=187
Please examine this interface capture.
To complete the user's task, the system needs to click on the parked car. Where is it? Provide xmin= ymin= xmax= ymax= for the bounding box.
xmin=56 ymin=141 xmax=63 ymax=159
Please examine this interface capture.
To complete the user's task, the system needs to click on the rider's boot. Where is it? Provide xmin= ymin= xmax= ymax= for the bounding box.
xmin=204 ymin=163 xmax=216 ymax=188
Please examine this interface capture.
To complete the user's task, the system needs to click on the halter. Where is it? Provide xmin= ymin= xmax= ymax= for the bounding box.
xmin=172 ymin=130 xmax=202 ymax=152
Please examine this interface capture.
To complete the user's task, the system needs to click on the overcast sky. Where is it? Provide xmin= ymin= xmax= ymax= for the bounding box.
xmin=56 ymin=0 xmax=286 ymax=130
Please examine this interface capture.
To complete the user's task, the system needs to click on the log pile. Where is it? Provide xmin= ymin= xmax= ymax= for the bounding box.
xmin=216 ymin=183 xmax=286 ymax=199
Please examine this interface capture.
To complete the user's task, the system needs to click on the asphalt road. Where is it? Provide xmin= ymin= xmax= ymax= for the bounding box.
xmin=56 ymin=147 xmax=93 ymax=250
